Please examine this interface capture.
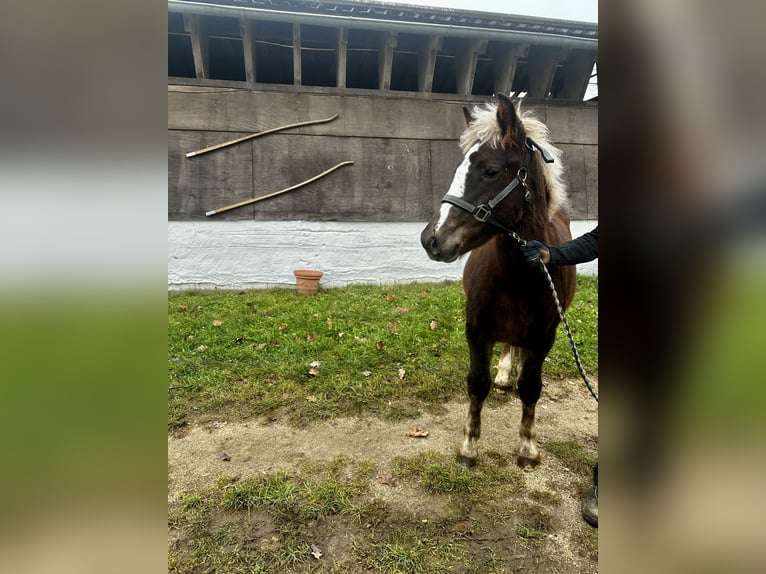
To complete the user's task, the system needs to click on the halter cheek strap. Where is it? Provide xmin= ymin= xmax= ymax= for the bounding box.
xmin=441 ymin=137 xmax=554 ymax=237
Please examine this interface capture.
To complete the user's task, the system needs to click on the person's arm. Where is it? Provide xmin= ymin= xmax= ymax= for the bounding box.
xmin=522 ymin=226 xmax=599 ymax=266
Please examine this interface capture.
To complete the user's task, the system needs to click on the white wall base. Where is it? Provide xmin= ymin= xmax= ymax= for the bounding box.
xmin=168 ymin=220 xmax=598 ymax=290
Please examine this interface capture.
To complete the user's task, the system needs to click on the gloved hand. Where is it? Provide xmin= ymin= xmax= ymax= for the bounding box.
xmin=521 ymin=240 xmax=550 ymax=265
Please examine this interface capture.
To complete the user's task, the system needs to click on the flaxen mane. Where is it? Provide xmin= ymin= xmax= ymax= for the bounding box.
xmin=459 ymin=101 xmax=568 ymax=219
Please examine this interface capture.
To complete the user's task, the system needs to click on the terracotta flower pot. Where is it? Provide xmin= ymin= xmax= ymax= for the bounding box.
xmin=293 ymin=270 xmax=323 ymax=296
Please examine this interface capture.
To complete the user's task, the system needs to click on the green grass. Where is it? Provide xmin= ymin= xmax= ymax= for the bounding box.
xmin=221 ymin=457 xmax=376 ymax=522
xmin=169 ymin=452 xmax=597 ymax=573
xmin=545 ymin=440 xmax=598 ymax=476
xmin=392 ymin=450 xmax=522 ymax=500
xmin=168 ymin=277 xmax=597 ymax=429
xmin=353 ymin=531 xmax=465 ymax=574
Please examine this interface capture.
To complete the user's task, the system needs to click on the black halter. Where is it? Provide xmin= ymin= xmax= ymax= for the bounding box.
xmin=441 ymin=137 xmax=555 ymax=236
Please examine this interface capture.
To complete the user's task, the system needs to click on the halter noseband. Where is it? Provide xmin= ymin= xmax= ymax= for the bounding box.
xmin=441 ymin=137 xmax=554 ymax=237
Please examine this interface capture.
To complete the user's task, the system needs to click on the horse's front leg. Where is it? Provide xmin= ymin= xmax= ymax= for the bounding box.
xmin=458 ymin=328 xmax=493 ymax=468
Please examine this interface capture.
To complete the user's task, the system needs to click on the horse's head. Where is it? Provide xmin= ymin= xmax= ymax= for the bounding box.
xmin=421 ymin=94 xmax=564 ymax=262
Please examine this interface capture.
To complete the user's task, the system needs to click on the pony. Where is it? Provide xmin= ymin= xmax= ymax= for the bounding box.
xmin=420 ymin=94 xmax=576 ymax=467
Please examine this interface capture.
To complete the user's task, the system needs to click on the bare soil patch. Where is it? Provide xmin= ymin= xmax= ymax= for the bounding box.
xmin=169 ymin=378 xmax=598 ymax=572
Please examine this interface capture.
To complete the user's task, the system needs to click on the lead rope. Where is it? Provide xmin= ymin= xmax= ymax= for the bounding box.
xmin=536 ymin=258 xmax=599 ymax=402
xmin=506 ymin=179 xmax=598 ymax=402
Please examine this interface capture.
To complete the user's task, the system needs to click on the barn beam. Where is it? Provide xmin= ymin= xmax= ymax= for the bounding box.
xmin=239 ymin=16 xmax=256 ymax=84
xmin=293 ymin=23 xmax=302 ymax=86
xmin=418 ymin=35 xmax=442 ymax=93
xmin=526 ymin=45 xmax=567 ymax=99
xmin=455 ymin=39 xmax=488 ymax=95
xmin=336 ymin=28 xmax=348 ymax=88
xmin=493 ymin=44 xmax=526 ymax=96
xmin=556 ymin=49 xmax=597 ymax=100
xmin=378 ymin=32 xmax=398 ymax=90
xmin=183 ymin=14 xmax=209 ymax=79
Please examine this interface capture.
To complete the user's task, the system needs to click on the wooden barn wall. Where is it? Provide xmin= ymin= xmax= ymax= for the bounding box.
xmin=168 ymin=85 xmax=598 ymax=221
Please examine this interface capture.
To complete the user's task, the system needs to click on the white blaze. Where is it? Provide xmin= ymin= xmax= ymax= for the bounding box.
xmin=434 ymin=143 xmax=480 ymax=232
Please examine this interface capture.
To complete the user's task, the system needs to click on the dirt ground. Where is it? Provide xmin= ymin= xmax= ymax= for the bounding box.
xmin=168 ymin=378 xmax=598 ymax=572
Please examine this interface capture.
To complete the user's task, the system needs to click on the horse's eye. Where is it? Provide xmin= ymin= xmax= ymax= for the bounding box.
xmin=483 ymin=170 xmax=500 ymax=181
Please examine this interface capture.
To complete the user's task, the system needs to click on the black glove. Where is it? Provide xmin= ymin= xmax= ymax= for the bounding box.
xmin=521 ymin=240 xmax=550 ymax=266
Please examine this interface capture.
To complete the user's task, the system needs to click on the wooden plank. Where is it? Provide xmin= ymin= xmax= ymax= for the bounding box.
xmin=378 ymin=32 xmax=398 ymax=91
xmin=556 ymin=49 xmax=597 ymax=100
xmin=583 ymin=144 xmax=598 ymax=218
xmin=246 ymin=134 xmax=434 ymax=222
xmin=492 ymin=43 xmax=525 ymax=96
xmin=336 ymin=28 xmax=347 ymax=88
xmin=557 ymin=143 xmax=588 ymax=219
xmin=527 ymin=46 xmax=566 ymax=99
xmin=168 ymin=130 xmax=254 ymax=220
xmin=240 ymin=16 xmax=256 ymax=84
xmin=183 ymin=14 xmax=209 ymax=80
xmin=455 ymin=39 xmax=487 ymax=95
xmin=293 ymin=24 xmax=301 ymax=86
xmin=418 ymin=36 xmax=442 ymax=93
xmin=544 ymin=105 xmax=598 ymax=145
xmin=168 ymin=89 xmax=470 ymax=140
xmin=429 ymin=139 xmax=464 ymax=212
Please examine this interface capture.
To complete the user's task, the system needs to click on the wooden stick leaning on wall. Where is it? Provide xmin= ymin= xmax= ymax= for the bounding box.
xmin=186 ymin=114 xmax=340 ymax=158
xmin=205 ymin=161 xmax=354 ymax=217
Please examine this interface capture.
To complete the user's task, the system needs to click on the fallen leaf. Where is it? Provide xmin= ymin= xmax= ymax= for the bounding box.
xmin=430 ymin=320 xmax=438 ymax=331
xmin=377 ymin=472 xmax=398 ymax=487
xmin=212 ymin=319 xmax=222 ymax=327
xmin=307 ymin=395 xmax=318 ymax=402
xmin=186 ymin=335 xmax=194 ymax=340
xmin=177 ymin=304 xmax=188 ymax=311
xmin=354 ymin=336 xmax=368 ymax=342
xmin=218 ymin=452 xmax=231 ymax=461
xmin=279 ymin=323 xmax=288 ymax=331
xmin=310 ymin=544 xmax=322 ymax=560
xmin=362 ymin=370 xmax=372 ymax=377
xmin=306 ymin=334 xmax=316 ymax=342
xmin=386 ymin=294 xmax=395 ymax=302
xmin=405 ymin=427 xmax=429 ymax=438
xmin=195 ymin=345 xmax=207 ymax=352
xmin=257 ymin=343 xmax=267 ymax=350
xmin=376 ymin=341 xmax=384 ymax=350
xmin=420 ymin=291 xmax=427 ymax=298
xmin=398 ymin=368 xmax=406 ymax=380
xmin=308 ymin=368 xmax=319 ymax=377
xmin=395 ymin=307 xmax=409 ymax=314
xmin=310 ymin=360 xmax=322 ymax=368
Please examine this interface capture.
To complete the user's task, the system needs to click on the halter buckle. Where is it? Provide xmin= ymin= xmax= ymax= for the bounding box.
xmin=472 ymin=204 xmax=492 ymax=222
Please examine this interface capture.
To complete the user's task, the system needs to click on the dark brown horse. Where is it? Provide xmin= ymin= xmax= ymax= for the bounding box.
xmin=420 ymin=94 xmax=576 ymax=467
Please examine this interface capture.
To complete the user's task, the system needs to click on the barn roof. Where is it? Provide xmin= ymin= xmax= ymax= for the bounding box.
xmin=171 ymin=0 xmax=597 ymax=44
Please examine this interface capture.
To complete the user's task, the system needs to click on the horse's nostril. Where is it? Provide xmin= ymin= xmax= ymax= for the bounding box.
xmin=427 ymin=236 xmax=440 ymax=256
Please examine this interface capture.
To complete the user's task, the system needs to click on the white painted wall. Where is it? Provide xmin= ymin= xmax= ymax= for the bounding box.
xmin=168 ymin=220 xmax=597 ymax=290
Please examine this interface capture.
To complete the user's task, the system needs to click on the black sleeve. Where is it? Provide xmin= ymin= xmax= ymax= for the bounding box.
xmin=548 ymin=226 xmax=599 ymax=266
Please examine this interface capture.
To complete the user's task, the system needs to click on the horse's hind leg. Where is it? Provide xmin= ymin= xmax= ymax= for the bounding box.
xmin=494 ymin=343 xmax=519 ymax=390
xmin=516 ymin=347 xmax=547 ymax=468
xmin=458 ymin=329 xmax=494 ymax=468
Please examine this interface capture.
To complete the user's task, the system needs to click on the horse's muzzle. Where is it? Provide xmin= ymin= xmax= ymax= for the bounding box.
xmin=420 ymin=231 xmax=460 ymax=263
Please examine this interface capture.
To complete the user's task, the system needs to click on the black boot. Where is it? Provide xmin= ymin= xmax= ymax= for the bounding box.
xmin=582 ymin=463 xmax=598 ymax=527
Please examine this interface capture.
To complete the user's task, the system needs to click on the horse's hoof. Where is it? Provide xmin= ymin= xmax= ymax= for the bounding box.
xmin=457 ymin=455 xmax=477 ymax=468
xmin=516 ymin=455 xmax=541 ymax=470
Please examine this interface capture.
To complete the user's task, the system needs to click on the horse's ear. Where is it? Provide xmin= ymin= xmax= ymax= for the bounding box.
xmin=496 ymin=93 xmax=520 ymax=147
xmin=462 ymin=106 xmax=474 ymax=127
